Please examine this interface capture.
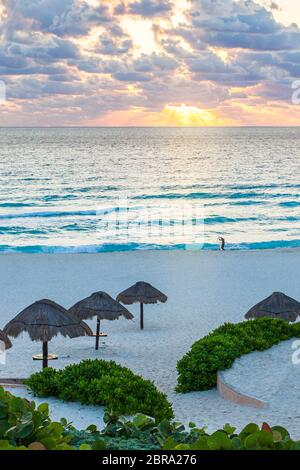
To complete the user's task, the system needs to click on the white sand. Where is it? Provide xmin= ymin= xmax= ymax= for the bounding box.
xmin=1 ymin=251 xmax=300 ymax=437
xmin=223 ymin=339 xmax=300 ymax=417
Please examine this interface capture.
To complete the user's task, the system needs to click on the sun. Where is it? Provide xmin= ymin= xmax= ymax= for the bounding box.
xmin=162 ymin=104 xmax=224 ymax=126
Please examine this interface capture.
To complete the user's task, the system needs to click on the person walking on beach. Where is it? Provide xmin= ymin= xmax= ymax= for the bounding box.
xmin=218 ymin=236 xmax=225 ymax=251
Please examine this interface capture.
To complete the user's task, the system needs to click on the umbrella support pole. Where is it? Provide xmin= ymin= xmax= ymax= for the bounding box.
xmin=42 ymin=342 xmax=48 ymax=369
xmin=95 ymin=319 xmax=100 ymax=350
xmin=140 ymin=303 xmax=144 ymax=330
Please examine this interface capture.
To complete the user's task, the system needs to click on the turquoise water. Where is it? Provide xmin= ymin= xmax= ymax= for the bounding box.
xmin=1 ymin=127 xmax=300 ymax=252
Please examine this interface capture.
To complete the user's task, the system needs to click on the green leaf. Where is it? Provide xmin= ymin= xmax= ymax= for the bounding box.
xmin=38 ymin=403 xmax=49 ymax=415
xmin=54 ymin=443 xmax=75 ymax=450
xmin=241 ymin=423 xmax=260 ymax=435
xmin=0 ymin=419 xmax=10 ymax=437
xmin=207 ymin=431 xmax=233 ymax=450
xmin=174 ymin=444 xmax=191 ymax=450
xmin=79 ymin=444 xmax=91 ymax=450
xmin=272 ymin=426 xmax=290 ymax=440
xmin=192 ymin=436 xmax=210 ymax=450
xmin=86 ymin=424 xmax=98 ymax=433
xmin=40 ymin=437 xmax=57 ymax=450
xmin=290 ymin=442 xmax=300 ymax=450
xmin=258 ymin=430 xmax=275 ymax=447
xmin=244 ymin=431 xmax=274 ymax=450
xmin=133 ymin=414 xmax=150 ymax=428
xmin=92 ymin=440 xmax=106 ymax=450
xmin=161 ymin=437 xmax=178 ymax=450
xmin=223 ymin=423 xmax=236 ymax=435
xmin=231 ymin=437 xmax=242 ymax=449
xmin=7 ymin=422 xmax=34 ymax=439
xmin=0 ymin=403 xmax=7 ymax=420
xmin=157 ymin=419 xmax=172 ymax=436
xmin=0 ymin=440 xmax=13 ymax=450
xmin=272 ymin=431 xmax=283 ymax=443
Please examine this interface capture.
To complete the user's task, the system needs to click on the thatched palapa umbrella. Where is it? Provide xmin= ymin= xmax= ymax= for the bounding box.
xmin=117 ymin=281 xmax=167 ymax=330
xmin=0 ymin=329 xmax=12 ymax=350
xmin=245 ymin=292 xmax=300 ymax=323
xmin=69 ymin=291 xmax=133 ymax=350
xmin=4 ymin=299 xmax=92 ymax=368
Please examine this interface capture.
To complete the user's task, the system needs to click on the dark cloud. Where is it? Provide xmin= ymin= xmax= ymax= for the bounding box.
xmin=27 ymin=38 xmax=81 ymax=60
xmin=114 ymin=71 xmax=151 ymax=82
xmin=6 ymin=77 xmax=87 ymax=99
xmin=3 ymin=0 xmax=111 ymax=37
xmin=114 ymin=3 xmax=126 ymax=15
xmin=129 ymin=0 xmax=172 ymax=17
xmin=96 ymin=36 xmax=133 ymax=55
xmin=189 ymin=0 xmax=300 ymax=51
xmin=133 ymin=53 xmax=178 ymax=72
xmin=265 ymin=1 xmax=280 ymax=11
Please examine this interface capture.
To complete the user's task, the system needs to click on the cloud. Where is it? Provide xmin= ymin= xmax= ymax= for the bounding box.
xmin=188 ymin=0 xmax=300 ymax=51
xmin=1 ymin=0 xmax=300 ymax=126
xmin=128 ymin=0 xmax=172 ymax=17
xmin=133 ymin=53 xmax=178 ymax=72
xmin=94 ymin=24 xmax=134 ymax=56
xmin=3 ymin=0 xmax=111 ymax=37
xmin=114 ymin=71 xmax=151 ymax=82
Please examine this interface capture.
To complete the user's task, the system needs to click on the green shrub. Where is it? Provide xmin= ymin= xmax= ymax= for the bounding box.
xmin=74 ymin=412 xmax=300 ymax=451
xmin=176 ymin=318 xmax=299 ymax=393
xmin=0 ymin=385 xmax=105 ymax=450
xmin=25 ymin=367 xmax=58 ymax=397
xmin=1 ymin=386 xmax=300 ymax=451
xmin=160 ymin=421 xmax=300 ymax=451
xmin=26 ymin=359 xmax=173 ymax=422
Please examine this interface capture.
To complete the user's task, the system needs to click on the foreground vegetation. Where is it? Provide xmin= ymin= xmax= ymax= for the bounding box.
xmin=77 ymin=413 xmax=300 ymax=450
xmin=177 ymin=318 xmax=300 ymax=393
xmin=4 ymin=319 xmax=300 ymax=450
xmin=25 ymin=359 xmax=173 ymax=422
xmin=1 ymin=386 xmax=300 ymax=450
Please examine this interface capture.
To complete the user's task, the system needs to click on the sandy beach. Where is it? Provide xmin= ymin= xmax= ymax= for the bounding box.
xmin=1 ymin=250 xmax=300 ymax=436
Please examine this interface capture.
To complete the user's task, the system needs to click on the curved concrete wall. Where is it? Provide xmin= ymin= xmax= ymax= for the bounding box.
xmin=217 ymin=371 xmax=268 ymax=409
xmin=0 ymin=378 xmax=27 ymax=388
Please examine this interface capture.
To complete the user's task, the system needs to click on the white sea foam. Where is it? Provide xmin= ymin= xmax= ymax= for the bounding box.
xmin=1 ymin=127 xmax=300 ymax=251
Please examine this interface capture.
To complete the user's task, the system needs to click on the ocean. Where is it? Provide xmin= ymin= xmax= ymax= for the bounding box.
xmin=1 ymin=127 xmax=300 ymax=253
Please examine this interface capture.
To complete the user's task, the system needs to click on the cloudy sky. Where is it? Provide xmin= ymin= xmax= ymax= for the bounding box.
xmin=1 ymin=0 xmax=300 ymax=126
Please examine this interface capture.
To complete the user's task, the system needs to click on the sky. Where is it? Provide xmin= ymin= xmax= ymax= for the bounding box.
xmin=1 ymin=0 xmax=300 ymax=126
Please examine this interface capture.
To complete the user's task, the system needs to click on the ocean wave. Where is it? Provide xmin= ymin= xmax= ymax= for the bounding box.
xmin=278 ymin=201 xmax=300 ymax=208
xmin=2 ymin=240 xmax=300 ymax=253
xmin=159 ymin=183 xmax=299 ymax=192
xmin=205 ymin=216 xmax=257 ymax=224
xmin=228 ymin=200 xmax=265 ymax=206
xmin=0 ymin=226 xmax=48 ymax=235
xmin=133 ymin=191 xmax=300 ymax=201
xmin=0 ymin=207 xmax=131 ymax=220
xmin=41 ymin=194 xmax=78 ymax=202
xmin=0 ymin=202 xmax=36 ymax=208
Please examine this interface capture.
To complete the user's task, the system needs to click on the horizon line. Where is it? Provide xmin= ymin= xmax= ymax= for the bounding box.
xmin=1 ymin=125 xmax=300 ymax=129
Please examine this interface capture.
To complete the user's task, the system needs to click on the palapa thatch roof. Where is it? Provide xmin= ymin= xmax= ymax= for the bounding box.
xmin=4 ymin=299 xmax=92 ymax=342
xmin=0 ymin=329 xmax=12 ymax=350
xmin=117 ymin=282 xmax=167 ymax=305
xmin=245 ymin=292 xmax=300 ymax=323
xmin=69 ymin=291 xmax=133 ymax=321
